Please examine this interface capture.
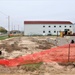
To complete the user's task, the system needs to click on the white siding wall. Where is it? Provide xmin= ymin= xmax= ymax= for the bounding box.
xmin=24 ymin=24 xmax=73 ymax=35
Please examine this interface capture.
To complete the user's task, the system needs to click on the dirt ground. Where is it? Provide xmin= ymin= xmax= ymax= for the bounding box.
xmin=0 ymin=36 xmax=75 ymax=75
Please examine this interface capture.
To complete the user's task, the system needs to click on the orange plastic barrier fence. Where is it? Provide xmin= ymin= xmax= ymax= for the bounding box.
xmin=0 ymin=44 xmax=75 ymax=67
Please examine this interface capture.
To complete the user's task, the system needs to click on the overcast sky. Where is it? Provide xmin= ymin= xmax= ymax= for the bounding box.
xmin=0 ymin=0 xmax=75 ymax=31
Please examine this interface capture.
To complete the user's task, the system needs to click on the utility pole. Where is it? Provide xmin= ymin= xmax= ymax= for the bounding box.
xmin=0 ymin=11 xmax=10 ymax=36
xmin=68 ymin=44 xmax=70 ymax=62
xmin=14 ymin=25 xmax=15 ymax=30
xmin=18 ymin=25 xmax=19 ymax=31
xmin=8 ymin=16 xmax=10 ymax=36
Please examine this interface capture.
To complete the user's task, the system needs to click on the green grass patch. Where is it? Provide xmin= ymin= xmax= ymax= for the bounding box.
xmin=0 ymin=36 xmax=8 ymax=40
xmin=0 ymin=35 xmax=16 ymax=40
xmin=22 ymin=62 xmax=43 ymax=71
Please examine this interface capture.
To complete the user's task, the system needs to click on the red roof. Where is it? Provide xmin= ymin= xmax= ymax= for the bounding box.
xmin=24 ymin=21 xmax=73 ymax=24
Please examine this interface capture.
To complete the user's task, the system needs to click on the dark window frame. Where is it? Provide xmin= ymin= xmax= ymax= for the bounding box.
xmin=49 ymin=31 xmax=51 ymax=33
xmin=43 ymin=26 xmax=45 ymax=27
xmin=70 ymin=26 xmax=71 ymax=27
xmin=43 ymin=31 xmax=45 ymax=33
xmin=54 ymin=31 xmax=56 ymax=33
xmin=49 ymin=26 xmax=51 ymax=27
xmin=54 ymin=26 xmax=56 ymax=27
xmin=59 ymin=26 xmax=61 ymax=27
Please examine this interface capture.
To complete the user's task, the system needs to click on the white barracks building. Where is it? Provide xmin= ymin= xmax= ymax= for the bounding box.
xmin=24 ymin=21 xmax=74 ymax=35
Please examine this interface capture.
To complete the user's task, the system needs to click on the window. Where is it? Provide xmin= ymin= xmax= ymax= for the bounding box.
xmin=49 ymin=31 xmax=51 ymax=33
xmin=43 ymin=26 xmax=45 ymax=27
xmin=49 ymin=26 xmax=50 ymax=27
xmin=54 ymin=31 xmax=56 ymax=33
xmin=54 ymin=26 xmax=56 ymax=27
xmin=43 ymin=31 xmax=45 ymax=33
xmin=70 ymin=26 xmax=71 ymax=27
xmin=59 ymin=26 xmax=61 ymax=27
xmin=65 ymin=26 xmax=66 ymax=27
xmin=14 ymin=32 xmax=16 ymax=34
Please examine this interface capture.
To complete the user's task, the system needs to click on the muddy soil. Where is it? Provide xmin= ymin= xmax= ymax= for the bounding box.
xmin=0 ymin=36 xmax=75 ymax=75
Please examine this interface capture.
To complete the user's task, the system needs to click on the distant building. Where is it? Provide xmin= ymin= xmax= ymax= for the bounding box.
xmin=24 ymin=21 xmax=74 ymax=35
xmin=10 ymin=30 xmax=21 ymax=34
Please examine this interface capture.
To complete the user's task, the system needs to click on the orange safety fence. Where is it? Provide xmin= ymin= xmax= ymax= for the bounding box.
xmin=0 ymin=44 xmax=75 ymax=67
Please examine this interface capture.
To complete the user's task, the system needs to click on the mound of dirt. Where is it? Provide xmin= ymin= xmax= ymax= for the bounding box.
xmin=31 ymin=38 xmax=55 ymax=49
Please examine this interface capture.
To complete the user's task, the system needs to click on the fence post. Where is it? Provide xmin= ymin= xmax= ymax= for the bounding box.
xmin=68 ymin=44 xmax=70 ymax=62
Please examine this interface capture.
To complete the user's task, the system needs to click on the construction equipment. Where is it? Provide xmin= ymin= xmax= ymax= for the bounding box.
xmin=64 ymin=29 xmax=72 ymax=35
xmin=60 ymin=29 xmax=72 ymax=37
xmin=60 ymin=31 xmax=64 ymax=37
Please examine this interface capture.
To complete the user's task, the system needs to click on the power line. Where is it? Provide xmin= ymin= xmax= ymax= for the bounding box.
xmin=0 ymin=11 xmax=8 ymax=16
xmin=0 ymin=10 xmax=10 ymax=36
